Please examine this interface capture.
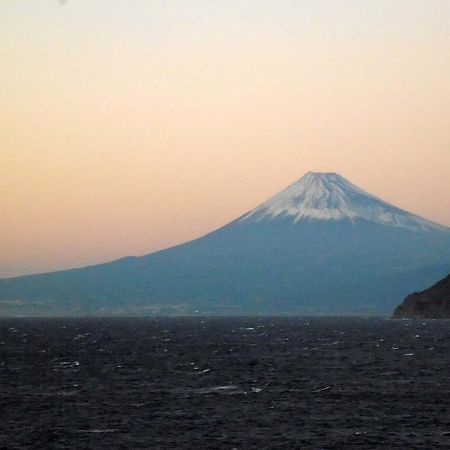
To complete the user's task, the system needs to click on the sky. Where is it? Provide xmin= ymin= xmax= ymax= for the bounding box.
xmin=1 ymin=0 xmax=450 ymax=278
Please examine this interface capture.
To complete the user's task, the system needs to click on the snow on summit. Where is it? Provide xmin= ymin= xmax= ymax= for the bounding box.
xmin=240 ymin=172 xmax=447 ymax=232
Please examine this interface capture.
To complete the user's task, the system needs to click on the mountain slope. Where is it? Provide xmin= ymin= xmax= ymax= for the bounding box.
xmin=1 ymin=172 xmax=449 ymax=316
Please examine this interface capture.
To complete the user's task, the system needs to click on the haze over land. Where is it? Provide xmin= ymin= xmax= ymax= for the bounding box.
xmin=1 ymin=1 xmax=450 ymax=278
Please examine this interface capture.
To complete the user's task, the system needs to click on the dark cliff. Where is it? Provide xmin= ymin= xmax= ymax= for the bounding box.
xmin=392 ymin=274 xmax=450 ymax=319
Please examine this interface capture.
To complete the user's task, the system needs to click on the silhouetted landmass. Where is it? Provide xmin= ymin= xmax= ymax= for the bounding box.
xmin=392 ymin=274 xmax=450 ymax=319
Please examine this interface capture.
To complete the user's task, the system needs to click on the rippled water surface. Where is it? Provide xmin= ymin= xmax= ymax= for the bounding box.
xmin=1 ymin=317 xmax=450 ymax=449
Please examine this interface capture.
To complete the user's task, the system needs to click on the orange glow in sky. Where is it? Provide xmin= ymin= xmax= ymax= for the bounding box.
xmin=1 ymin=1 xmax=450 ymax=277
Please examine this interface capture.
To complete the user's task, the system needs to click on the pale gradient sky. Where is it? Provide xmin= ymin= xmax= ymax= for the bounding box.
xmin=1 ymin=0 xmax=450 ymax=278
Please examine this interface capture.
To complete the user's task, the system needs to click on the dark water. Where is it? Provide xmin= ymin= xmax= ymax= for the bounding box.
xmin=1 ymin=317 xmax=450 ymax=449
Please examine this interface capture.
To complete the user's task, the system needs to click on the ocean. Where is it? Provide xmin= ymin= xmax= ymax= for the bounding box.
xmin=1 ymin=317 xmax=449 ymax=449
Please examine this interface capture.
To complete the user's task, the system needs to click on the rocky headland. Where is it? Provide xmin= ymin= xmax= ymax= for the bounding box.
xmin=392 ymin=274 xmax=450 ymax=319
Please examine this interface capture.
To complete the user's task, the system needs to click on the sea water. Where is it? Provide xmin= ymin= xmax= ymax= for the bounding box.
xmin=0 ymin=316 xmax=449 ymax=449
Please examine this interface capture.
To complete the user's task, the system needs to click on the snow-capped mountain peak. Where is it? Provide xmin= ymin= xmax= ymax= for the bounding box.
xmin=240 ymin=172 xmax=447 ymax=232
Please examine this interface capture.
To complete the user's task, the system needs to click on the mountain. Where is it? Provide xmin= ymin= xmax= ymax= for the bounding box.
xmin=1 ymin=171 xmax=449 ymax=316
xmin=392 ymin=274 xmax=450 ymax=319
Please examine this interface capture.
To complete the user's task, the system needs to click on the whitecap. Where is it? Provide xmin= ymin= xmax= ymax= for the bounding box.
xmin=77 ymin=429 xmax=118 ymax=434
